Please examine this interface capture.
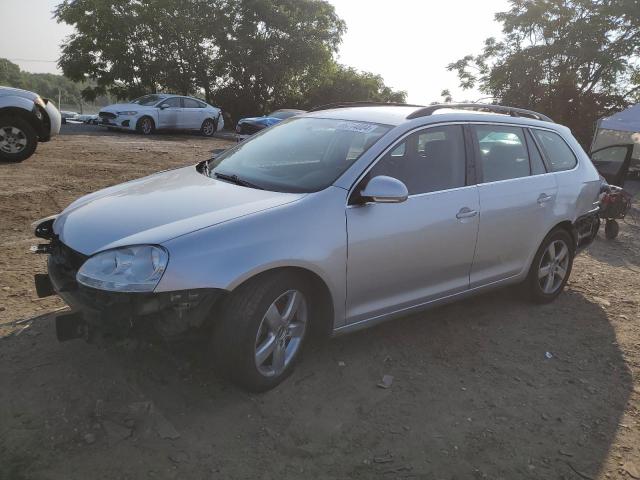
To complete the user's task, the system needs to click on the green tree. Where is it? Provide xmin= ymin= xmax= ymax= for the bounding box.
xmin=448 ymin=0 xmax=640 ymax=147
xmin=54 ymin=0 xmax=405 ymax=121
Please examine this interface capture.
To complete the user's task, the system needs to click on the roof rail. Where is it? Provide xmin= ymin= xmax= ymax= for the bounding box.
xmin=309 ymin=101 xmax=425 ymax=112
xmin=406 ymin=103 xmax=554 ymax=123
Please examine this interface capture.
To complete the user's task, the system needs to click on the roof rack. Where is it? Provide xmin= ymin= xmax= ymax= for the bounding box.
xmin=309 ymin=101 xmax=425 ymax=112
xmin=406 ymin=103 xmax=554 ymax=123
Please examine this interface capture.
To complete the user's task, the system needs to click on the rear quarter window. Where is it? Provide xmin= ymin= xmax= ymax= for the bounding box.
xmin=532 ymin=129 xmax=577 ymax=172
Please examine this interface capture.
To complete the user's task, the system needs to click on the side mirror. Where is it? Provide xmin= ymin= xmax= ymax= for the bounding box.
xmin=159 ymin=104 xmax=169 ymax=110
xmin=360 ymin=175 xmax=408 ymax=204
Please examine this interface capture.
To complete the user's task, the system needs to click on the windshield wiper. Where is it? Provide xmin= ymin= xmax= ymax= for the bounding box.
xmin=213 ymin=171 xmax=263 ymax=190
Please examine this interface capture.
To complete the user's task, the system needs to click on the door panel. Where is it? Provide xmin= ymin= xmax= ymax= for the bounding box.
xmin=591 ymin=144 xmax=634 ymax=186
xmin=470 ymin=175 xmax=558 ymax=285
xmin=346 ymin=187 xmax=480 ymax=323
xmin=157 ymin=97 xmax=183 ymax=129
xmin=182 ymin=98 xmax=206 ymax=129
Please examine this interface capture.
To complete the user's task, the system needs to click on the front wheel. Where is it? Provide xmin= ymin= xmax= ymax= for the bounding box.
xmin=212 ymin=272 xmax=311 ymax=392
xmin=0 ymin=116 xmax=38 ymax=162
xmin=526 ymin=229 xmax=574 ymax=303
xmin=604 ymin=219 xmax=619 ymax=240
xmin=136 ymin=116 xmax=155 ymax=135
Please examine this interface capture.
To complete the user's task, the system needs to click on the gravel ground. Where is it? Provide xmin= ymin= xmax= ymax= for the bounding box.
xmin=1 ymin=125 xmax=639 ymax=480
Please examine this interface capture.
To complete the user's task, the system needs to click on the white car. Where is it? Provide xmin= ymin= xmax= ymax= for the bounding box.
xmin=0 ymin=86 xmax=62 ymax=162
xmin=98 ymin=94 xmax=224 ymax=136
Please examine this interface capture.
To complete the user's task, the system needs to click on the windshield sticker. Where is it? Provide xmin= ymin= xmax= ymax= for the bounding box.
xmin=335 ymin=121 xmax=379 ymax=134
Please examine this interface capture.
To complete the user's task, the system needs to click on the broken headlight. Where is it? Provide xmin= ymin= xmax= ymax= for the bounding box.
xmin=76 ymin=245 xmax=168 ymax=292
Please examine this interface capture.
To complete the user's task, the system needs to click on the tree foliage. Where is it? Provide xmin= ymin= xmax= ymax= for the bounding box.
xmin=54 ymin=0 xmax=405 ymax=121
xmin=0 ymin=58 xmax=84 ymax=107
xmin=448 ymin=0 xmax=640 ymax=147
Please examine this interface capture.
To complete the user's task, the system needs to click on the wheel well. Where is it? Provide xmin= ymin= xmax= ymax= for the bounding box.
xmin=0 ymin=107 xmax=45 ymax=138
xmin=552 ymin=220 xmax=576 ymax=249
xmin=137 ymin=115 xmax=155 ymax=127
xmin=233 ymin=267 xmax=335 ymax=338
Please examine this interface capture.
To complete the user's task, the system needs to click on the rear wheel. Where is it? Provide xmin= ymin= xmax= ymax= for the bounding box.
xmin=136 ymin=116 xmax=155 ymax=135
xmin=212 ymin=272 xmax=311 ymax=392
xmin=0 ymin=116 xmax=37 ymax=162
xmin=526 ymin=229 xmax=574 ymax=303
xmin=201 ymin=118 xmax=216 ymax=137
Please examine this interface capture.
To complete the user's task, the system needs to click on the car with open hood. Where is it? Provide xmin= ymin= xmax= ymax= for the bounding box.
xmin=33 ymin=102 xmax=601 ymax=391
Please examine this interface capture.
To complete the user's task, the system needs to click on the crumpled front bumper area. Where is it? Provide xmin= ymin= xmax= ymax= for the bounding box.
xmin=35 ymin=237 xmax=224 ymax=342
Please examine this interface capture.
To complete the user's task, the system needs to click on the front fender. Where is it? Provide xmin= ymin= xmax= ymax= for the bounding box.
xmin=157 ymin=186 xmax=349 ymax=328
xmin=0 ymin=95 xmax=34 ymax=112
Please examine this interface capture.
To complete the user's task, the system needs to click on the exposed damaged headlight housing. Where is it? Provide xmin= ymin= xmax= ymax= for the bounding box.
xmin=76 ymin=245 xmax=168 ymax=292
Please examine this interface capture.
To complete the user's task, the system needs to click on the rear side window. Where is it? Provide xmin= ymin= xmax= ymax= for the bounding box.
xmin=531 ymin=129 xmax=577 ymax=172
xmin=525 ymin=130 xmax=547 ymax=175
xmin=472 ymin=125 xmax=530 ymax=182
xmin=184 ymin=98 xmax=205 ymax=108
xmin=367 ymin=125 xmax=466 ymax=195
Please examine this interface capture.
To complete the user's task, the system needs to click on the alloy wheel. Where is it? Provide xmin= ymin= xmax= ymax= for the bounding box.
xmin=254 ymin=289 xmax=307 ymax=377
xmin=538 ymin=239 xmax=570 ymax=294
xmin=142 ymin=119 xmax=152 ymax=134
xmin=203 ymin=120 xmax=215 ymax=136
xmin=0 ymin=126 xmax=27 ymax=154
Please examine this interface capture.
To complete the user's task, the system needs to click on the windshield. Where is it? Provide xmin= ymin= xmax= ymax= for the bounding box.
xmin=131 ymin=94 xmax=165 ymax=106
xmin=209 ymin=117 xmax=391 ymax=193
xmin=269 ymin=110 xmax=300 ymax=120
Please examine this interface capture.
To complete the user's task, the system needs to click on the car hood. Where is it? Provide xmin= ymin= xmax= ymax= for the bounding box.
xmin=53 ymin=165 xmax=304 ymax=255
xmin=0 ymin=86 xmax=39 ymax=101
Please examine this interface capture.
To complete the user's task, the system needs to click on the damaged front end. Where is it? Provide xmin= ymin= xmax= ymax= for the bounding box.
xmin=32 ymin=217 xmax=224 ymax=343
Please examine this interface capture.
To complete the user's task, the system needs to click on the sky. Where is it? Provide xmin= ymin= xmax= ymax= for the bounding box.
xmin=0 ymin=0 xmax=510 ymax=104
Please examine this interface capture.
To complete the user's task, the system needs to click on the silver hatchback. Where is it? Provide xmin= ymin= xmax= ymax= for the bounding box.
xmin=34 ymin=103 xmax=601 ymax=391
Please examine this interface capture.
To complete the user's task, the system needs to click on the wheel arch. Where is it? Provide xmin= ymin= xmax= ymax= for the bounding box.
xmin=228 ymin=265 xmax=335 ymax=338
xmin=0 ymin=106 xmax=46 ymax=138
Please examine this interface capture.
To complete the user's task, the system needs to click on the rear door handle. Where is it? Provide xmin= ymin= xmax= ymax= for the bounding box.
xmin=537 ymin=193 xmax=553 ymax=204
xmin=456 ymin=207 xmax=478 ymax=219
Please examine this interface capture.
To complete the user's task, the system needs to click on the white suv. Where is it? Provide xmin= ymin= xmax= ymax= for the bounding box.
xmin=0 ymin=86 xmax=61 ymax=162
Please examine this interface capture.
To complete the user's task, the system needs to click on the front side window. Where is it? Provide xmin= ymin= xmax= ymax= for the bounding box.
xmin=366 ymin=125 xmax=466 ymax=195
xmin=532 ymin=129 xmax=577 ymax=172
xmin=473 ymin=125 xmax=530 ymax=182
xmin=209 ymin=118 xmax=390 ymax=193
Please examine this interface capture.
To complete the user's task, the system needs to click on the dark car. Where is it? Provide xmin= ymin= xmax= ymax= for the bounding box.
xmin=236 ymin=109 xmax=305 ymax=135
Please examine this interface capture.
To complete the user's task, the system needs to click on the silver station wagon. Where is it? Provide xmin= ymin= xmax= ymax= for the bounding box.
xmin=33 ymin=103 xmax=602 ymax=391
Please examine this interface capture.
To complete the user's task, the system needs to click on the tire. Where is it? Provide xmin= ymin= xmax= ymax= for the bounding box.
xmin=526 ymin=228 xmax=574 ymax=304
xmin=212 ymin=271 xmax=312 ymax=392
xmin=604 ymin=219 xmax=619 ymax=240
xmin=0 ymin=115 xmax=38 ymax=162
xmin=136 ymin=116 xmax=155 ymax=135
xmin=200 ymin=118 xmax=216 ymax=137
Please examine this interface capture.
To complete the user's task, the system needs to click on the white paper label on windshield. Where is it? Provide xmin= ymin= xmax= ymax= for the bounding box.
xmin=335 ymin=121 xmax=378 ymax=134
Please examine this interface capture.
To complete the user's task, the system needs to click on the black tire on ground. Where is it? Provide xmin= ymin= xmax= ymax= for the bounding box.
xmin=604 ymin=219 xmax=619 ymax=240
xmin=212 ymin=271 xmax=312 ymax=392
xmin=201 ymin=118 xmax=216 ymax=137
xmin=0 ymin=115 xmax=38 ymax=163
xmin=526 ymin=228 xmax=575 ymax=304
xmin=136 ymin=116 xmax=155 ymax=135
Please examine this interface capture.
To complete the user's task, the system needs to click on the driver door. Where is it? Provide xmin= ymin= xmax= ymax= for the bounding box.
xmin=345 ymin=125 xmax=480 ymax=324
xmin=157 ymin=97 xmax=183 ymax=129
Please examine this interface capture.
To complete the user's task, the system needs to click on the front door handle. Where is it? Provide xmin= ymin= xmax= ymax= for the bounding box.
xmin=456 ymin=207 xmax=478 ymax=219
xmin=537 ymin=193 xmax=553 ymax=204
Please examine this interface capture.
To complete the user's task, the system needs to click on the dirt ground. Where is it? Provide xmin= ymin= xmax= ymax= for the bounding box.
xmin=1 ymin=125 xmax=640 ymax=480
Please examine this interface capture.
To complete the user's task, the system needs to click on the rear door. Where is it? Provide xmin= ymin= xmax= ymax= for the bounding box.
xmin=182 ymin=97 xmax=207 ymax=130
xmin=590 ymin=144 xmax=634 ymax=186
xmin=157 ymin=97 xmax=183 ymax=129
xmin=469 ymin=124 xmax=558 ymax=286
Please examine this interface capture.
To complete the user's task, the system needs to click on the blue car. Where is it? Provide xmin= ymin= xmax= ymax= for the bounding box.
xmin=236 ymin=109 xmax=305 ymax=135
